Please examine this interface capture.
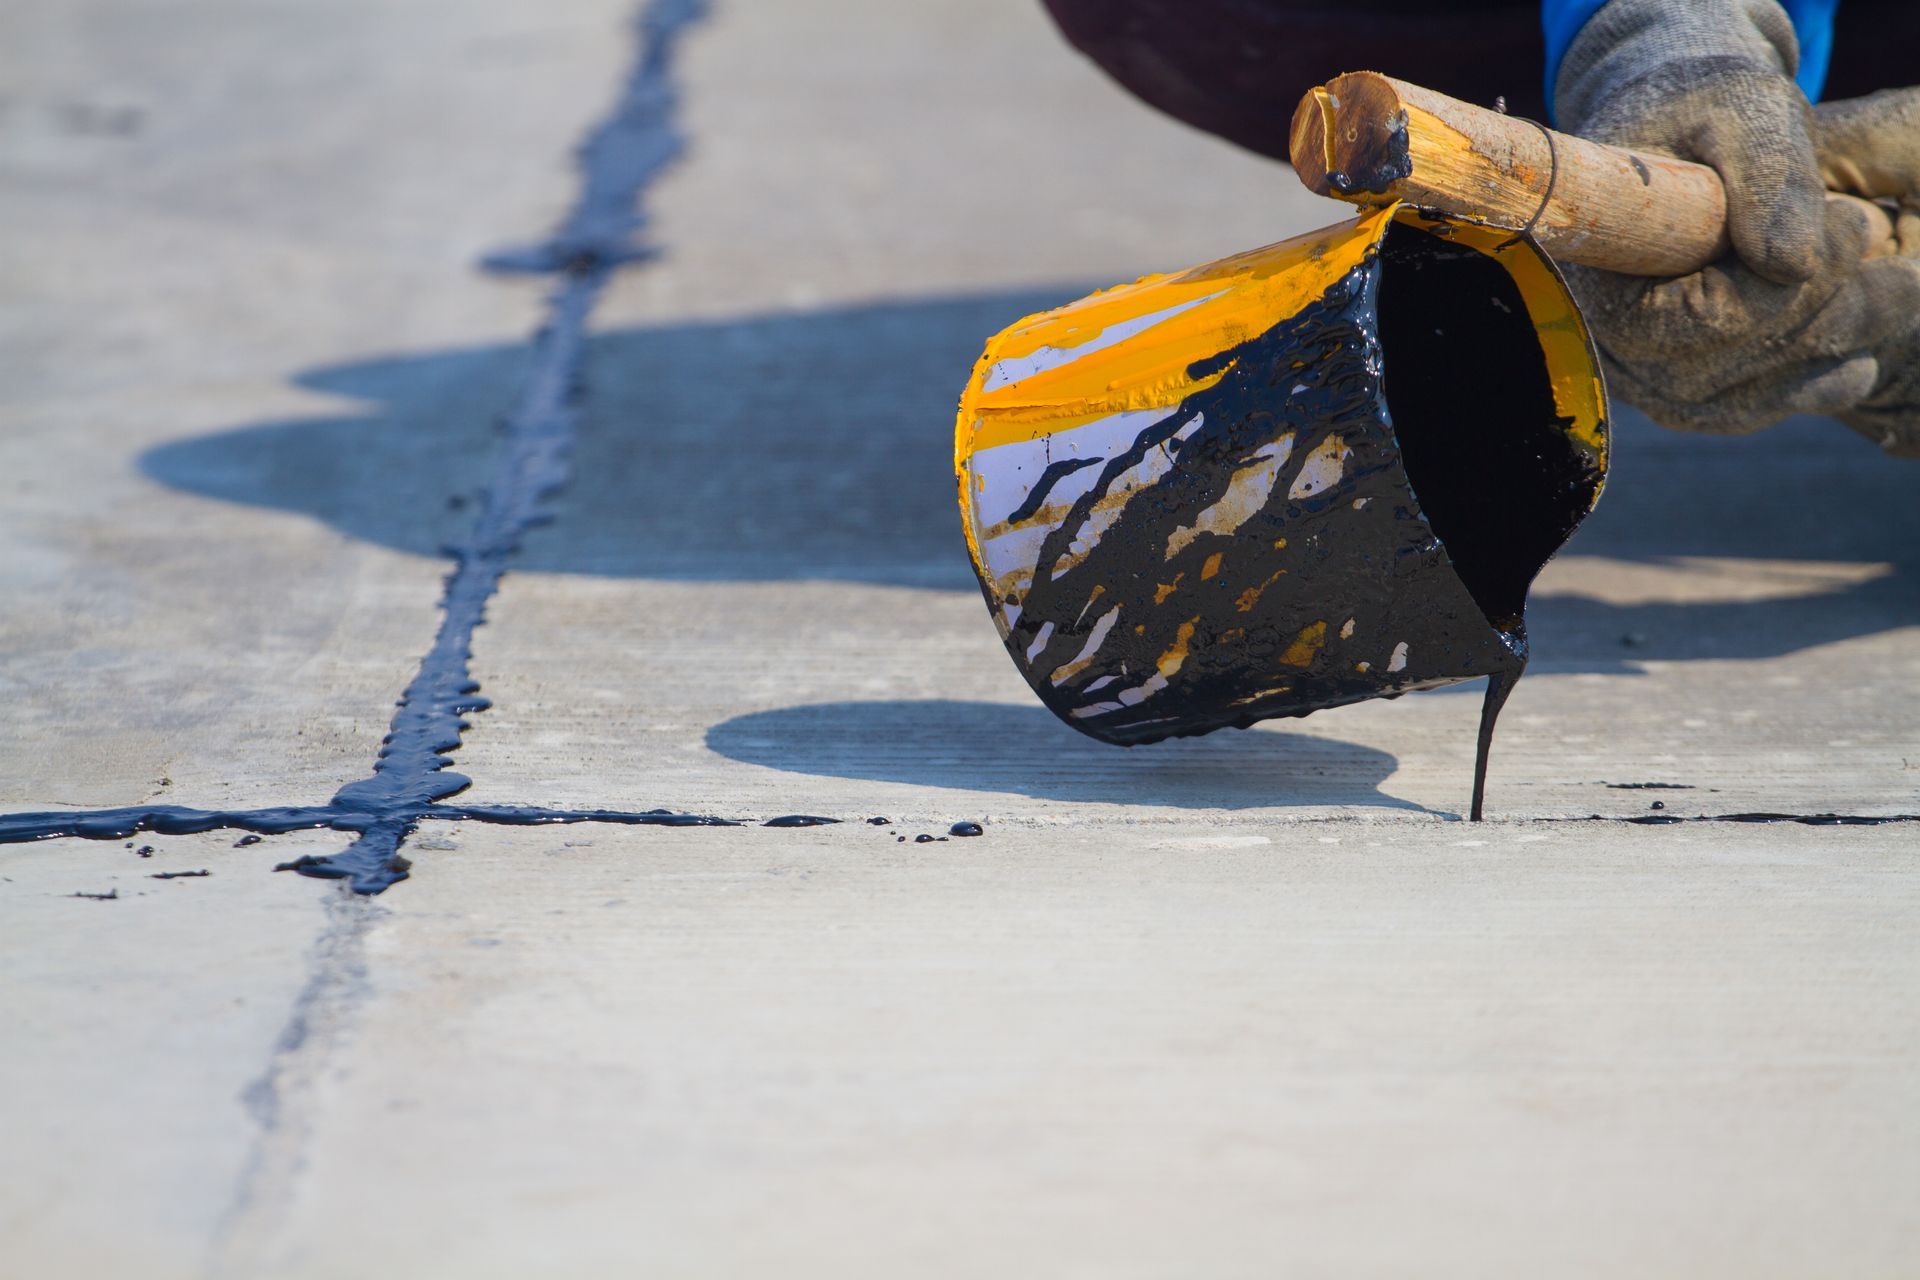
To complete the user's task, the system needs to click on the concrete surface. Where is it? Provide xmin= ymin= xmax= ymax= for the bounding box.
xmin=1 ymin=1 xmax=1916 ymax=1276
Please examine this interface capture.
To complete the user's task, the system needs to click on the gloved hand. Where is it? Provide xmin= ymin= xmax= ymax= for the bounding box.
xmin=1814 ymin=89 xmax=1920 ymax=456
xmin=1553 ymin=0 xmax=1920 ymax=439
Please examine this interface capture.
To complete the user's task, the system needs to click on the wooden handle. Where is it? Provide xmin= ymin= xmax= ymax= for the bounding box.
xmin=1290 ymin=72 xmax=1723 ymax=274
xmin=1290 ymin=71 xmax=1893 ymax=277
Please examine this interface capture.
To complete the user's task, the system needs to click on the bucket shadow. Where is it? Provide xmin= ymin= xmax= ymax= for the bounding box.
xmin=706 ymin=699 xmax=1420 ymax=810
xmin=140 ymin=290 xmax=1920 ymax=665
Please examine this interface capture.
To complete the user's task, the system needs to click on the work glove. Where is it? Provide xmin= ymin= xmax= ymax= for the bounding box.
xmin=1814 ymin=89 xmax=1920 ymax=456
xmin=1553 ymin=0 xmax=1920 ymax=441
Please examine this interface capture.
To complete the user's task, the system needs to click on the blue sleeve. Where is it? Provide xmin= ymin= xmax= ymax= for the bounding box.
xmin=1542 ymin=0 xmax=1841 ymax=122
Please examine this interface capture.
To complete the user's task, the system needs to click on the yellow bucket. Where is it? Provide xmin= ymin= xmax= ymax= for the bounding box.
xmin=954 ymin=204 xmax=1607 ymax=804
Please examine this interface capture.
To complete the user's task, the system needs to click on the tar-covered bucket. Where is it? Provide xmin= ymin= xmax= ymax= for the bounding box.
xmin=954 ymin=204 xmax=1609 ymax=815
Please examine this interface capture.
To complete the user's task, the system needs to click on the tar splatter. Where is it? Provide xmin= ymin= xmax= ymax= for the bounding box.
xmin=763 ymin=815 xmax=840 ymax=828
xmin=1325 ymin=108 xmax=1413 ymax=196
xmin=151 ymin=869 xmax=211 ymax=880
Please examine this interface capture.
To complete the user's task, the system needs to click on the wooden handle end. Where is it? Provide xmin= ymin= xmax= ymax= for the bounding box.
xmin=1288 ymin=72 xmax=1411 ymax=202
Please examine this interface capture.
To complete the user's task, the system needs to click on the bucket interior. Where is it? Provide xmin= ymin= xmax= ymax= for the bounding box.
xmin=1375 ymin=221 xmax=1598 ymax=634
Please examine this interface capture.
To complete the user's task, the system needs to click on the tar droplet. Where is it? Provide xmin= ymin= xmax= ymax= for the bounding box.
xmin=135 ymin=845 xmax=154 ymax=858
xmin=949 ymin=822 xmax=984 ymax=837
xmin=896 ymin=835 xmax=906 ymax=842
xmin=1650 ymin=800 xmax=1666 ymax=811
xmin=914 ymin=834 xmax=939 ymax=843
xmin=763 ymin=815 xmax=840 ymax=828
xmin=866 ymin=817 xmax=892 ymax=826
xmin=234 ymin=834 xmax=263 ymax=847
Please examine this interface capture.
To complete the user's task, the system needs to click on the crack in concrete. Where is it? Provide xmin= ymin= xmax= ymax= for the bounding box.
xmin=208 ymin=892 xmax=377 ymax=1277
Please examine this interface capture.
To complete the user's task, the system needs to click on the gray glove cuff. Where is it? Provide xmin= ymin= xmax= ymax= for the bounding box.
xmin=1555 ymin=0 xmax=1802 ymax=134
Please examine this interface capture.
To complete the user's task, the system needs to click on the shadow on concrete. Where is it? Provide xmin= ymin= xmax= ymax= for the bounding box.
xmin=706 ymin=699 xmax=1425 ymax=811
xmin=143 ymin=289 xmax=1920 ymax=669
xmin=144 ymin=290 xmax=1083 ymax=592
xmin=1525 ymin=406 xmax=1920 ymax=675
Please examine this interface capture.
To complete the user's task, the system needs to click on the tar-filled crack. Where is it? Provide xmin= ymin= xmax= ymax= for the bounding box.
xmin=0 ymin=0 xmax=721 ymax=894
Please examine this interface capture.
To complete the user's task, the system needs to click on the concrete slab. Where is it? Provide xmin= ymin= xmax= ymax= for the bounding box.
xmin=0 ymin=834 xmax=338 ymax=1280
xmin=227 ymin=820 xmax=1920 ymax=1280
xmin=2 ymin=0 xmax=1917 ymax=1275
